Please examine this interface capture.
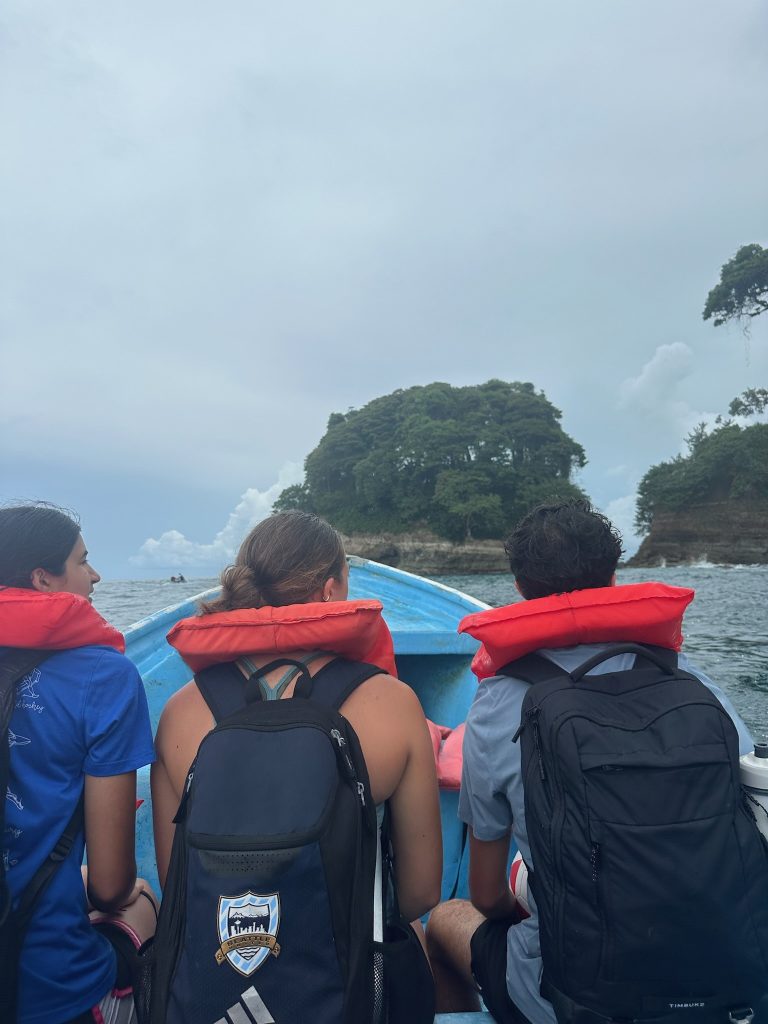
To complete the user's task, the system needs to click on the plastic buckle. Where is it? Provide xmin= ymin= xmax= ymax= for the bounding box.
xmin=50 ymin=837 xmax=72 ymax=862
xmin=728 ymin=1008 xmax=754 ymax=1024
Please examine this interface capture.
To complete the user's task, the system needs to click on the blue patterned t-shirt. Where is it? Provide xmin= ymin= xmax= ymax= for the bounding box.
xmin=3 ymin=645 xmax=155 ymax=1024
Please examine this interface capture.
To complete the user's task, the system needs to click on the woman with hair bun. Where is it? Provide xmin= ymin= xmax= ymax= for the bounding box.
xmin=151 ymin=510 xmax=442 ymax=1020
xmin=0 ymin=503 xmax=156 ymax=1024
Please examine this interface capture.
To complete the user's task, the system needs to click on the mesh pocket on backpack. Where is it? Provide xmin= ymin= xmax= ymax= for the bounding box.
xmin=373 ymin=947 xmax=385 ymax=1024
xmin=199 ymin=847 xmax=300 ymax=878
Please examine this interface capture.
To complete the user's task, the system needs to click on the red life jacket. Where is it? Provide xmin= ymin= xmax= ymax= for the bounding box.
xmin=426 ymin=719 xmax=465 ymax=790
xmin=164 ymin=600 xmax=478 ymax=786
xmin=167 ymin=598 xmax=398 ymax=678
xmin=459 ymin=581 xmax=694 ymax=681
xmin=0 ymin=587 xmax=124 ymax=652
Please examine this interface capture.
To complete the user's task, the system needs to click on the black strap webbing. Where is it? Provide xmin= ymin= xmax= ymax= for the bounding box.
xmin=497 ymin=652 xmax=568 ymax=686
xmin=195 ymin=657 xmax=386 ymax=724
xmin=13 ymin=796 xmax=85 ymax=933
xmin=1 ymin=648 xmax=52 ymax=912
xmin=0 ymin=647 xmax=49 ymax=719
xmin=311 ymin=658 xmax=386 ymax=710
xmin=193 ymin=661 xmax=244 ymax=722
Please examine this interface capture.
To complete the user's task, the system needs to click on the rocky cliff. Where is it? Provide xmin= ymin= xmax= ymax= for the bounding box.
xmin=628 ymin=500 xmax=768 ymax=567
xmin=341 ymin=531 xmax=508 ymax=575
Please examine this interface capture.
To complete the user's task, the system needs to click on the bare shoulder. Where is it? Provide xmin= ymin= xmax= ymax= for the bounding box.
xmin=342 ymin=673 xmax=427 ymax=728
xmin=163 ymin=679 xmax=201 ymax=713
xmin=156 ymin=679 xmax=210 ymax=746
xmin=352 ymin=672 xmax=422 ymax=703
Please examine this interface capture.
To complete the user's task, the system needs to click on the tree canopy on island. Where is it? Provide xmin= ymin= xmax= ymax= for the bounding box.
xmin=703 ymin=244 xmax=768 ymax=327
xmin=634 ymin=392 xmax=768 ymax=534
xmin=274 ymin=380 xmax=587 ymax=541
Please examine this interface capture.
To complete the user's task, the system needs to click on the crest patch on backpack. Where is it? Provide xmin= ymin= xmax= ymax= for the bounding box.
xmin=215 ymin=892 xmax=281 ymax=976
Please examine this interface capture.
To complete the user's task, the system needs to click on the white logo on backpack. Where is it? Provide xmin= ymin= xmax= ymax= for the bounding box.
xmin=215 ymin=892 xmax=281 ymax=976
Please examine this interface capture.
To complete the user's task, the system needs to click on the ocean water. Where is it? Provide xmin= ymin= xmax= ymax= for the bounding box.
xmin=94 ymin=565 xmax=768 ymax=739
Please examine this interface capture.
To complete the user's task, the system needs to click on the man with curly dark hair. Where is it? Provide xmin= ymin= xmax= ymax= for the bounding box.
xmin=427 ymin=499 xmax=753 ymax=1024
xmin=503 ymin=499 xmax=623 ymax=600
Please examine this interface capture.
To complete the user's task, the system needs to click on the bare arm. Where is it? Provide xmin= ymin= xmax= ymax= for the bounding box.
xmin=151 ymin=756 xmax=179 ymax=890
xmin=387 ymin=686 xmax=443 ymax=921
xmin=152 ymin=681 xmax=213 ymax=889
xmin=84 ymin=772 xmax=138 ymax=912
xmin=468 ymin=829 xmax=517 ymax=920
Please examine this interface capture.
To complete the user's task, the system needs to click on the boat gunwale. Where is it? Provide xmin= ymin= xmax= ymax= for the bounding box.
xmin=123 ymin=559 xmax=491 ymax=654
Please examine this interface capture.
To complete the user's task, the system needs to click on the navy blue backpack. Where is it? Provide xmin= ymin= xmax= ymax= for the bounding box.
xmin=146 ymin=656 xmax=394 ymax=1024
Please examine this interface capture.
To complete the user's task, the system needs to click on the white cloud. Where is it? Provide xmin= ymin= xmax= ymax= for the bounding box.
xmin=130 ymin=462 xmax=303 ymax=569
xmin=3 ymin=1 xmax=768 ymax=577
xmin=616 ymin=342 xmax=726 ymax=456
xmin=604 ymin=492 xmax=642 ymax=558
xmin=618 ymin=342 xmax=694 ymax=413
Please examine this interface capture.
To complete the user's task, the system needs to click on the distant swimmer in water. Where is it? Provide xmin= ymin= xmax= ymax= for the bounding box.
xmin=0 ymin=502 xmax=158 ymax=1024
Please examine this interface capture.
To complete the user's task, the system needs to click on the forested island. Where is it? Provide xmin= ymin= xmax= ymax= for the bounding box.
xmin=272 ymin=246 xmax=767 ymax=570
xmin=274 ymin=380 xmax=586 ymax=571
xmin=631 ymin=242 xmax=768 ymax=566
xmin=629 ymin=389 xmax=768 ymax=566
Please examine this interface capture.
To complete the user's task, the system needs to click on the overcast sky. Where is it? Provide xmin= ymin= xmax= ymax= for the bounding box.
xmin=2 ymin=0 xmax=767 ymax=578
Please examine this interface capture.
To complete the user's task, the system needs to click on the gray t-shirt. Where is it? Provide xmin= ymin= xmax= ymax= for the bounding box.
xmin=458 ymin=644 xmax=754 ymax=1024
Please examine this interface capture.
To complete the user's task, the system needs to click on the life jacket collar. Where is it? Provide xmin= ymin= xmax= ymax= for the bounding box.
xmin=0 ymin=587 xmax=125 ymax=653
xmin=459 ymin=582 xmax=694 ymax=681
xmin=167 ymin=598 xmax=397 ymax=677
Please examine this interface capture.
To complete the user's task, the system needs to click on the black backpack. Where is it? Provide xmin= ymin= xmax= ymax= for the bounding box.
xmin=0 ymin=648 xmax=83 ymax=1023
xmin=147 ymin=656 xmax=397 ymax=1024
xmin=506 ymin=643 xmax=768 ymax=1024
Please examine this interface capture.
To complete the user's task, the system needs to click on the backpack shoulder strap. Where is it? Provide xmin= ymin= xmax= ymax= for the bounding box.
xmin=13 ymin=796 xmax=84 ymax=931
xmin=1 ymin=649 xmax=50 ymax=821
xmin=306 ymin=658 xmax=386 ymax=711
xmin=194 ymin=657 xmax=387 ymax=722
xmin=194 ymin=661 xmax=247 ymax=724
xmin=497 ymin=652 xmax=570 ymax=686
xmin=0 ymin=648 xmax=50 ymax=711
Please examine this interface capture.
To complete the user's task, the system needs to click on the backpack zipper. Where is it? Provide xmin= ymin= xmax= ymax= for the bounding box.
xmin=331 ymin=727 xmax=367 ymax=808
xmin=532 ymin=712 xmax=546 ymax=782
xmin=173 ymin=761 xmax=197 ymax=824
xmin=513 ymin=706 xmax=547 ymax=782
xmin=512 ymin=705 xmax=535 ymax=743
xmin=590 ymin=841 xmax=600 ymax=884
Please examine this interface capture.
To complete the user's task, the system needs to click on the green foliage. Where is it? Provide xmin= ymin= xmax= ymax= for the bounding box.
xmin=272 ymin=484 xmax=314 ymax=513
xmin=274 ymin=380 xmax=587 ymax=540
xmin=433 ymin=470 xmax=504 ymax=541
xmin=703 ymin=244 xmax=768 ymax=327
xmin=635 ymin=420 xmax=768 ymax=533
xmin=729 ymin=388 xmax=768 ymax=418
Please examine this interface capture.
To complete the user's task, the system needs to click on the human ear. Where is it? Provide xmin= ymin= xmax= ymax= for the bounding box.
xmin=30 ymin=568 xmax=51 ymax=593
